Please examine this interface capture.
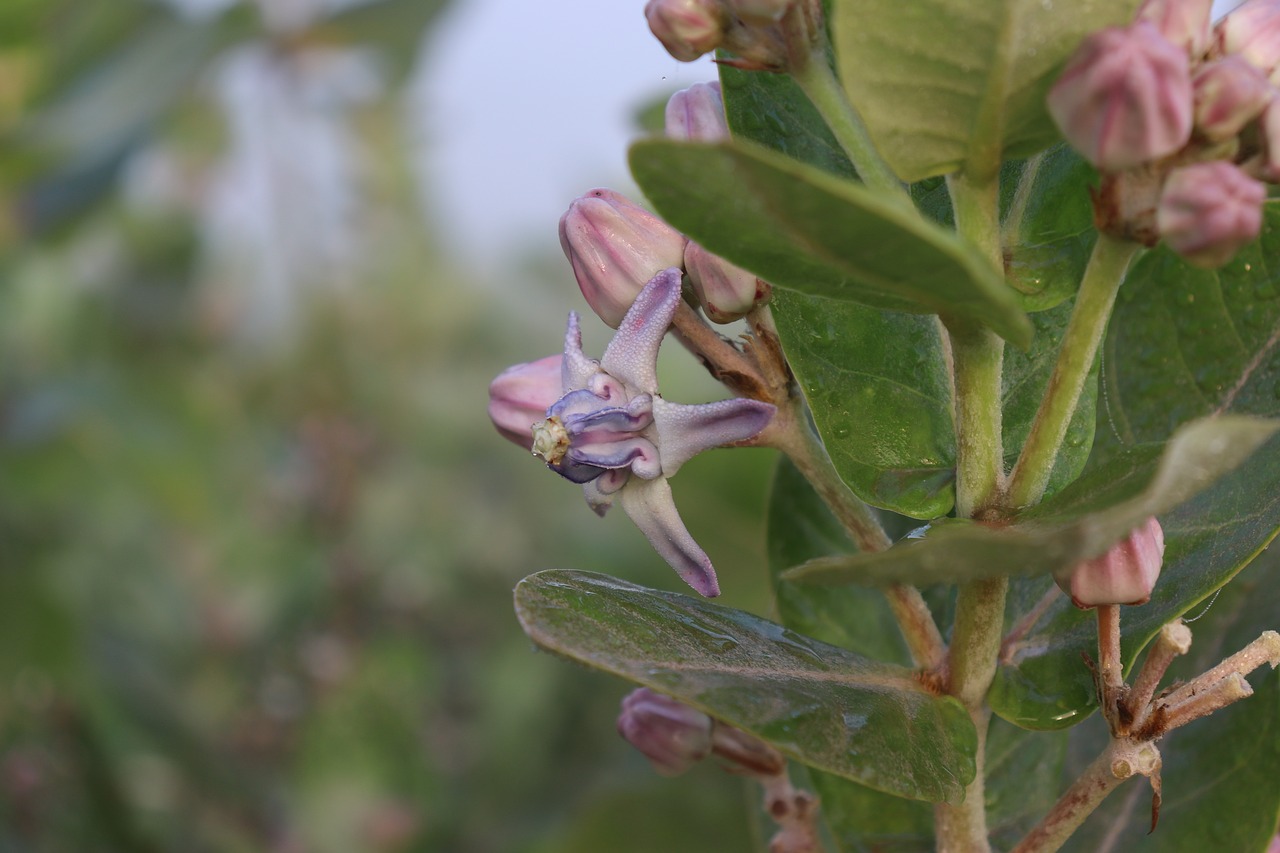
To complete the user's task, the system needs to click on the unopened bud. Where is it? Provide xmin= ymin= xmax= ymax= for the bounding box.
xmin=488 ymin=355 xmax=563 ymax=450
xmin=1048 ymin=22 xmax=1193 ymax=170
xmin=1157 ymin=161 xmax=1265 ymax=267
xmin=1055 ymin=518 xmax=1165 ymax=608
xmin=1216 ymin=0 xmax=1280 ymax=81
xmin=559 ymin=189 xmax=688 ymax=328
xmin=727 ymin=0 xmax=791 ymax=24
xmin=1192 ymin=57 xmax=1272 ymax=141
xmin=1138 ymin=0 xmax=1213 ymax=58
xmin=665 ymin=82 xmax=729 ymax=142
xmin=617 ymin=688 xmax=713 ymax=776
xmin=684 ymin=241 xmax=770 ymax=322
xmin=645 ymin=0 xmax=728 ymax=62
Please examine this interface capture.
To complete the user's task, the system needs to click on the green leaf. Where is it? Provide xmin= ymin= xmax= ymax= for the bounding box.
xmin=830 ymin=0 xmax=1140 ymax=181
xmin=1001 ymin=146 xmax=1099 ymax=312
xmin=1002 ymin=296 xmax=1098 ymax=498
xmin=513 ymin=570 xmax=977 ymax=804
xmin=785 ymin=416 xmax=1278 ymax=588
xmin=772 ymin=291 xmax=957 ymax=518
xmin=628 ymin=139 xmax=1033 ymax=347
xmin=994 ymin=213 xmax=1280 ymax=729
xmin=719 ymin=63 xmax=855 ymax=179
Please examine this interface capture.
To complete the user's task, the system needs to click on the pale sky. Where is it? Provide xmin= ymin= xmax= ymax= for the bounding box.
xmin=412 ymin=1 xmax=716 ymax=276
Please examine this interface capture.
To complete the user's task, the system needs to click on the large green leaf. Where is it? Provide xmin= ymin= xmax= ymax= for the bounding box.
xmin=772 ymin=291 xmax=957 ymax=518
xmin=629 ymin=139 xmax=1033 ymax=347
xmin=1060 ymin=548 xmax=1280 ymax=853
xmin=784 ymin=416 xmax=1278 ymax=588
xmin=830 ymin=0 xmax=1140 ymax=181
xmin=513 ymin=570 xmax=977 ymax=804
xmin=994 ymin=213 xmax=1280 ymax=729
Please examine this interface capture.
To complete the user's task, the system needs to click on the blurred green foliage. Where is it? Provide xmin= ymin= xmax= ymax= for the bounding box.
xmin=0 ymin=2 xmax=776 ymax=850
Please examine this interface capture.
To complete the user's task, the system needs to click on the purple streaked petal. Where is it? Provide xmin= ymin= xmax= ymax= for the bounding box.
xmin=568 ymin=436 xmax=661 ymax=476
xmin=562 ymin=312 xmax=600 ymax=391
xmin=563 ymin=395 xmax=654 ymax=438
xmin=547 ymin=387 xmax=609 ymax=421
xmin=600 ymin=268 xmax=682 ymax=395
xmin=651 ymin=397 xmax=775 ymax=476
xmin=487 ymin=354 xmax=564 ymax=450
xmin=618 ymin=477 xmax=719 ymax=597
xmin=548 ymin=456 xmax=606 ymax=484
xmin=583 ymin=468 xmax=629 ymax=516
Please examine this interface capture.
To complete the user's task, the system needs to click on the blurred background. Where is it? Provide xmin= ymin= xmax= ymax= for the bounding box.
xmin=0 ymin=1 xmax=780 ymax=850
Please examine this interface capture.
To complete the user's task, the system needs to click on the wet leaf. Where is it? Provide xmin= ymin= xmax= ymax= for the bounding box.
xmin=629 ymin=139 xmax=1033 ymax=347
xmin=772 ymin=291 xmax=956 ymax=518
xmin=830 ymin=0 xmax=1140 ymax=181
xmin=514 ymin=570 xmax=977 ymax=804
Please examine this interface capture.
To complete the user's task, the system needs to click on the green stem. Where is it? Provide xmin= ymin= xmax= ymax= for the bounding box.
xmin=1007 ymin=235 xmax=1140 ymax=508
xmin=791 ymin=56 xmax=906 ymax=200
xmin=766 ymin=398 xmax=946 ymax=669
xmin=934 ymin=172 xmax=1008 ymax=853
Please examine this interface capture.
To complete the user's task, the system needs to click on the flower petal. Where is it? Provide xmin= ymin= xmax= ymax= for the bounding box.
xmin=651 ymin=397 xmax=775 ymax=476
xmin=562 ymin=312 xmax=601 ymax=391
xmin=487 ymin=354 xmax=564 ymax=449
xmin=583 ymin=469 xmax=629 ymax=516
xmin=568 ymin=436 xmax=661 ymax=476
xmin=618 ymin=476 xmax=720 ymax=597
xmin=600 ymin=268 xmax=683 ymax=395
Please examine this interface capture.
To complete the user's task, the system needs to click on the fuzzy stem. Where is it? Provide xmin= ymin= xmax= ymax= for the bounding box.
xmin=766 ymin=399 xmax=946 ymax=670
xmin=934 ymin=708 xmax=993 ymax=853
xmin=1008 ymin=235 xmax=1140 ymax=508
xmin=790 ymin=56 xmax=906 ymax=199
xmin=1096 ymin=604 xmax=1128 ymax=732
xmin=1160 ymin=630 xmax=1280 ymax=709
xmin=1010 ymin=740 xmax=1159 ymax=853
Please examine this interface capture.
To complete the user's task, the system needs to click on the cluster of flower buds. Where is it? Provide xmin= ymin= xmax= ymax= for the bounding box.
xmin=1048 ymin=0 xmax=1280 ymax=267
xmin=1054 ymin=517 xmax=1166 ymax=609
xmin=644 ymin=0 xmax=820 ymax=71
xmin=558 ymin=84 xmax=770 ymax=328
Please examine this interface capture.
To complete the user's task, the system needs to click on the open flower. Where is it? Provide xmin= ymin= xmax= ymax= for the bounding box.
xmin=498 ymin=268 xmax=774 ymax=597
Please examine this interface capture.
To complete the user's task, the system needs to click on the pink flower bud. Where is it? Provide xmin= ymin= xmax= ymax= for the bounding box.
xmin=1192 ymin=57 xmax=1272 ymax=141
xmin=1055 ymin=518 xmax=1166 ymax=608
xmin=645 ymin=0 xmax=728 ymax=62
xmin=1047 ymin=22 xmax=1193 ymax=170
xmin=487 ymin=355 xmax=563 ymax=450
xmin=617 ymin=688 xmax=713 ymax=776
xmin=1157 ymin=161 xmax=1265 ymax=267
xmin=559 ymin=189 xmax=688 ymax=328
xmin=1138 ymin=0 xmax=1213 ymax=58
xmin=727 ymin=0 xmax=791 ymax=24
xmin=1216 ymin=0 xmax=1280 ymax=81
xmin=684 ymin=241 xmax=769 ymax=323
xmin=665 ymin=82 xmax=729 ymax=142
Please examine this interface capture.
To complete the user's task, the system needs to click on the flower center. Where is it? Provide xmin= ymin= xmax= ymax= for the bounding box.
xmin=531 ymin=416 xmax=570 ymax=464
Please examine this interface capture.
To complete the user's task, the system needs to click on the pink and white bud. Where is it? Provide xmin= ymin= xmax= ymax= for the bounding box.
xmin=1047 ymin=22 xmax=1193 ymax=170
xmin=1157 ymin=161 xmax=1265 ymax=267
xmin=617 ymin=688 xmax=714 ymax=776
xmin=559 ymin=189 xmax=688 ymax=328
xmin=1055 ymin=518 xmax=1166 ymax=608
xmin=1215 ymin=0 xmax=1280 ymax=81
xmin=1192 ymin=57 xmax=1272 ymax=141
xmin=1262 ymin=96 xmax=1280 ymax=178
xmin=645 ymin=0 xmax=729 ymax=62
xmin=665 ymin=82 xmax=729 ymax=142
xmin=727 ymin=0 xmax=791 ymax=24
xmin=1138 ymin=0 xmax=1214 ymax=58
xmin=684 ymin=241 xmax=769 ymax=323
xmin=487 ymin=355 xmax=563 ymax=450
